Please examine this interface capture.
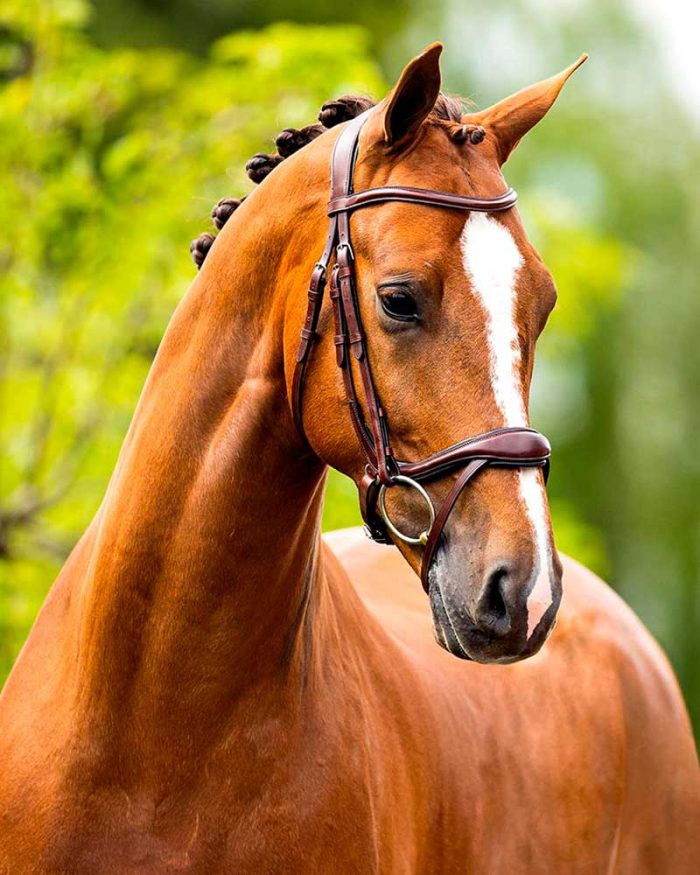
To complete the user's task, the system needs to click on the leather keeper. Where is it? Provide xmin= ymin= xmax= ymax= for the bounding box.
xmin=333 ymin=334 xmax=347 ymax=367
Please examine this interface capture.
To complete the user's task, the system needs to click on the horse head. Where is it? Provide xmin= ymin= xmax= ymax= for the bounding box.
xmin=202 ymin=44 xmax=586 ymax=665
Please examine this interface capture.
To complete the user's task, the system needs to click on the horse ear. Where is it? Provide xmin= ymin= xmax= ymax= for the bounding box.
xmin=466 ymin=54 xmax=588 ymax=164
xmin=381 ymin=42 xmax=443 ymax=147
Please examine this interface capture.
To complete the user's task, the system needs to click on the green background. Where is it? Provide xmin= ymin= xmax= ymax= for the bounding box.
xmin=1 ymin=1 xmax=698 ymax=734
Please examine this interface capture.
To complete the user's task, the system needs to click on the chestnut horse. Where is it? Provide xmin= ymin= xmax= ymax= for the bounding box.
xmin=1 ymin=44 xmax=698 ymax=874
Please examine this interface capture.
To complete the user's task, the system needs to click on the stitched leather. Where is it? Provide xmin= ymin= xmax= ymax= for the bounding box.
xmin=329 ymin=185 xmax=518 ymax=216
xmin=291 ymin=110 xmax=550 ymax=591
xmin=400 ymin=428 xmax=550 ymax=480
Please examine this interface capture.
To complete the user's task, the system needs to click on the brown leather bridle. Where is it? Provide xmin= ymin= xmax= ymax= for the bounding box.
xmin=292 ymin=111 xmax=551 ymax=593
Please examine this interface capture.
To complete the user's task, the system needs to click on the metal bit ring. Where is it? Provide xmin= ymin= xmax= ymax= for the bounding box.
xmin=378 ymin=475 xmax=436 ymax=546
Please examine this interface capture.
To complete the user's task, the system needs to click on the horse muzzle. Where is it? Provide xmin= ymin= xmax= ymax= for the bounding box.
xmin=427 ymin=547 xmax=562 ymax=664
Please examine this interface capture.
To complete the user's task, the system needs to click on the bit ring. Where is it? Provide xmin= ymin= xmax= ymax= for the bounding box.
xmin=378 ymin=475 xmax=436 ymax=546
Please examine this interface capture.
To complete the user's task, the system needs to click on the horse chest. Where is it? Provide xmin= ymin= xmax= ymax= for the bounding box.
xmin=0 ymin=719 xmax=413 ymax=875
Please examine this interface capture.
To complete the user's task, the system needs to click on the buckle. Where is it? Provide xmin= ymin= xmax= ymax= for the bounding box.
xmin=335 ymin=241 xmax=354 ymax=262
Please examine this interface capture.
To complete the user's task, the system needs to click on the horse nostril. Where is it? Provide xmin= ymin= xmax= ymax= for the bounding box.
xmin=473 ymin=565 xmax=513 ymax=636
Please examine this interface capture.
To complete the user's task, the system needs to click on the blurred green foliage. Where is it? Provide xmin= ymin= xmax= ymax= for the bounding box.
xmin=1 ymin=0 xmax=698 ymax=734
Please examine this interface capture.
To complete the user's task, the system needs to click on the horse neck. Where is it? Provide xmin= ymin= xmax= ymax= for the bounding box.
xmin=70 ymin=170 xmax=333 ymax=737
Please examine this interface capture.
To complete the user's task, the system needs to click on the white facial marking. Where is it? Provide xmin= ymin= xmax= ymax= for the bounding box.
xmin=460 ymin=212 xmax=525 ymax=425
xmin=520 ymin=469 xmax=552 ymax=637
xmin=460 ymin=213 xmax=553 ymax=639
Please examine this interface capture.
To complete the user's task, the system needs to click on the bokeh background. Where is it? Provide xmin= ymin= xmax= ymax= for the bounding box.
xmin=1 ymin=0 xmax=698 ymax=732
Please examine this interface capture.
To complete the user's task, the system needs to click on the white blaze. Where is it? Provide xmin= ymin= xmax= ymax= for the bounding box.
xmin=460 ymin=212 xmax=552 ymax=638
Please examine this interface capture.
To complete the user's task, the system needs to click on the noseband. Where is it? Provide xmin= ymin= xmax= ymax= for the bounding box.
xmin=292 ymin=111 xmax=551 ymax=593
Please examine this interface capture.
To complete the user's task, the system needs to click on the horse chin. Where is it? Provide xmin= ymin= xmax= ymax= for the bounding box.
xmin=428 ymin=575 xmax=558 ymax=665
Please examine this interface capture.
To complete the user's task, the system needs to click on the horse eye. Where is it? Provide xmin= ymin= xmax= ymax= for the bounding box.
xmin=380 ymin=290 xmax=419 ymax=322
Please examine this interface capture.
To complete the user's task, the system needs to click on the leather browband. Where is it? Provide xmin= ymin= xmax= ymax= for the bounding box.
xmin=328 ymin=185 xmax=518 ymax=216
xmin=291 ymin=110 xmax=551 ymax=593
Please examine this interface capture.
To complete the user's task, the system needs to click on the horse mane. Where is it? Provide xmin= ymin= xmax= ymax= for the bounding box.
xmin=190 ymin=93 xmax=478 ymax=269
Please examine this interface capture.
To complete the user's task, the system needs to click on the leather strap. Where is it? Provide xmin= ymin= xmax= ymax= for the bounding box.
xmin=401 ymin=427 xmax=550 ymax=481
xmin=292 ymin=112 xmax=369 ymax=442
xmin=357 ymin=428 xmax=551 ymax=590
xmin=329 ymin=185 xmax=518 ymax=216
xmin=420 ymin=459 xmax=488 ymax=592
xmin=416 ymin=430 xmax=551 ymax=592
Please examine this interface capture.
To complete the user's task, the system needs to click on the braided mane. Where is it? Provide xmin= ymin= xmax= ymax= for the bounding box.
xmin=190 ymin=92 xmax=480 ymax=269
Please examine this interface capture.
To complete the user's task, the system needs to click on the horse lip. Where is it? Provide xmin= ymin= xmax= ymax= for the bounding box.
xmin=429 ymin=578 xmax=472 ymax=661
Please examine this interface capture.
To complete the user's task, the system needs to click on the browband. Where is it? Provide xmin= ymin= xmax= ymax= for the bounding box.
xmin=328 ymin=185 xmax=518 ymax=216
